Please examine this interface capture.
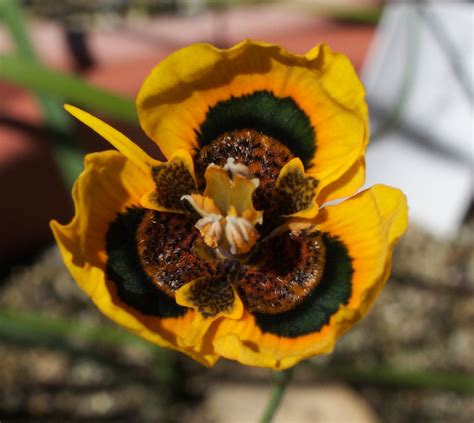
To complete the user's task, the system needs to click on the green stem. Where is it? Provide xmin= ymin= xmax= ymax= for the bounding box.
xmin=260 ymin=367 xmax=295 ymax=423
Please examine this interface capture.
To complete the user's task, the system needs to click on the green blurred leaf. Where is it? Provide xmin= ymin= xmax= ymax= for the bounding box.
xmin=0 ymin=0 xmax=86 ymax=187
xmin=0 ymin=0 xmax=38 ymax=59
xmin=328 ymin=6 xmax=382 ymax=25
xmin=0 ymin=308 xmax=175 ymax=384
xmin=308 ymin=361 xmax=474 ymax=394
xmin=0 ymin=54 xmax=137 ymax=124
xmin=0 ymin=308 xmax=150 ymax=349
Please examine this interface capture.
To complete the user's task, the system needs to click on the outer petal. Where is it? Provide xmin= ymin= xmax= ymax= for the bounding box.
xmin=65 ymin=105 xmax=199 ymax=215
xmin=175 ymin=278 xmax=244 ymax=347
xmin=50 ymin=151 xmax=220 ymax=366
xmin=136 ymin=41 xmax=368 ymax=198
xmin=317 ymin=157 xmax=366 ymax=205
xmin=212 ymin=185 xmax=407 ymax=369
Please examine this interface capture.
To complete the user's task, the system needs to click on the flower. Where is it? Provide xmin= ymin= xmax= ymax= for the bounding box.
xmin=51 ymin=41 xmax=408 ymax=369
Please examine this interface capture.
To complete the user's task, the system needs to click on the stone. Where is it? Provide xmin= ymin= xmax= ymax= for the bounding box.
xmin=202 ymin=383 xmax=380 ymax=423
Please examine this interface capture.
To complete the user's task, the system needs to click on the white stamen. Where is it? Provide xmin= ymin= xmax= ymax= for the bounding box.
xmin=225 ymin=218 xmax=242 ymax=255
xmin=182 ymin=160 xmax=261 ymax=255
xmin=195 ymin=214 xmax=222 ymax=232
xmin=225 ymin=215 xmax=259 ymax=255
xmin=235 ymin=217 xmax=253 ymax=242
xmin=195 ymin=214 xmax=224 ymax=248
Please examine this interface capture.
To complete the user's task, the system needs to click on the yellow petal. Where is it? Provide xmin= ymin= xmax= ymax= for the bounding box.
xmin=315 ymin=185 xmax=408 ymax=321
xmin=316 ymin=156 xmax=366 ymax=204
xmin=213 ymin=315 xmax=338 ymax=370
xmin=175 ymin=277 xmax=243 ymax=348
xmin=211 ymin=184 xmax=408 ymax=369
xmin=51 ymin=151 xmax=219 ymax=366
xmin=136 ymin=41 xmax=367 ymax=198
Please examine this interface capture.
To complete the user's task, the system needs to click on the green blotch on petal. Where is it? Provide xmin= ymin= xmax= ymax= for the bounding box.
xmin=197 ymin=91 xmax=316 ymax=167
xmin=254 ymin=235 xmax=353 ymax=337
xmin=106 ymin=207 xmax=187 ymax=318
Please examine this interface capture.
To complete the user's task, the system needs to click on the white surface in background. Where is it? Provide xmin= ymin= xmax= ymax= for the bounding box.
xmin=364 ymin=134 xmax=473 ymax=239
xmin=362 ymin=3 xmax=473 ymax=239
xmin=364 ymin=2 xmax=473 ymax=160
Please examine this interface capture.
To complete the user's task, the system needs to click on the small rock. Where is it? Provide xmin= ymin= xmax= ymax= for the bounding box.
xmin=202 ymin=383 xmax=380 ymax=423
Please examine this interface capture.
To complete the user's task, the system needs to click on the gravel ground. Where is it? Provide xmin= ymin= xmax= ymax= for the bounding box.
xmin=1 ymin=217 xmax=473 ymax=422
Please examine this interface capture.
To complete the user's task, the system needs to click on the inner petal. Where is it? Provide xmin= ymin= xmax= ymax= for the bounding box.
xmin=234 ymin=225 xmax=326 ymax=314
xmin=179 ymin=275 xmax=236 ymax=318
xmin=272 ymin=158 xmax=319 ymax=218
xmin=136 ymin=210 xmax=218 ymax=297
xmin=175 ymin=276 xmax=244 ymax=346
xmin=141 ymin=150 xmax=197 ymax=213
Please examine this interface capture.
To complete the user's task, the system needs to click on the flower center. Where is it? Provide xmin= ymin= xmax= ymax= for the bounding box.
xmin=193 ymin=129 xmax=295 ymax=211
xmin=182 ymin=158 xmax=262 ymax=257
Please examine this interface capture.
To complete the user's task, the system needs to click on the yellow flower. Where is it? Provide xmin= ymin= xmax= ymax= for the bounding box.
xmin=51 ymin=41 xmax=408 ymax=370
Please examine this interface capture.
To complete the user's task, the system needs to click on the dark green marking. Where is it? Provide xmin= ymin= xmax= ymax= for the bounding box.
xmin=254 ymin=235 xmax=353 ymax=337
xmin=106 ymin=207 xmax=187 ymax=318
xmin=197 ymin=91 xmax=316 ymax=167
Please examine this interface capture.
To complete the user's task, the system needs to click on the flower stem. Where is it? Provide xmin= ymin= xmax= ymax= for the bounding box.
xmin=260 ymin=367 xmax=295 ymax=423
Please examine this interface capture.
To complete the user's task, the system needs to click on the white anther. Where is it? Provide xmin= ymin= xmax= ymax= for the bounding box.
xmin=182 ymin=160 xmax=261 ymax=255
xmin=225 ymin=215 xmax=259 ymax=255
xmin=195 ymin=214 xmax=224 ymax=249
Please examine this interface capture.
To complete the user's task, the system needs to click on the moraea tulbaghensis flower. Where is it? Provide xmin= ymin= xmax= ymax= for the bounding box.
xmin=51 ymin=41 xmax=408 ymax=369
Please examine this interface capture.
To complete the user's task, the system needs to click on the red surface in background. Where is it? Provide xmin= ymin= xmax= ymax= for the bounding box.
xmin=0 ymin=5 xmax=375 ymax=264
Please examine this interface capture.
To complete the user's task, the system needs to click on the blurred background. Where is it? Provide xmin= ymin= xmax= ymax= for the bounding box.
xmin=0 ymin=0 xmax=473 ymax=421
